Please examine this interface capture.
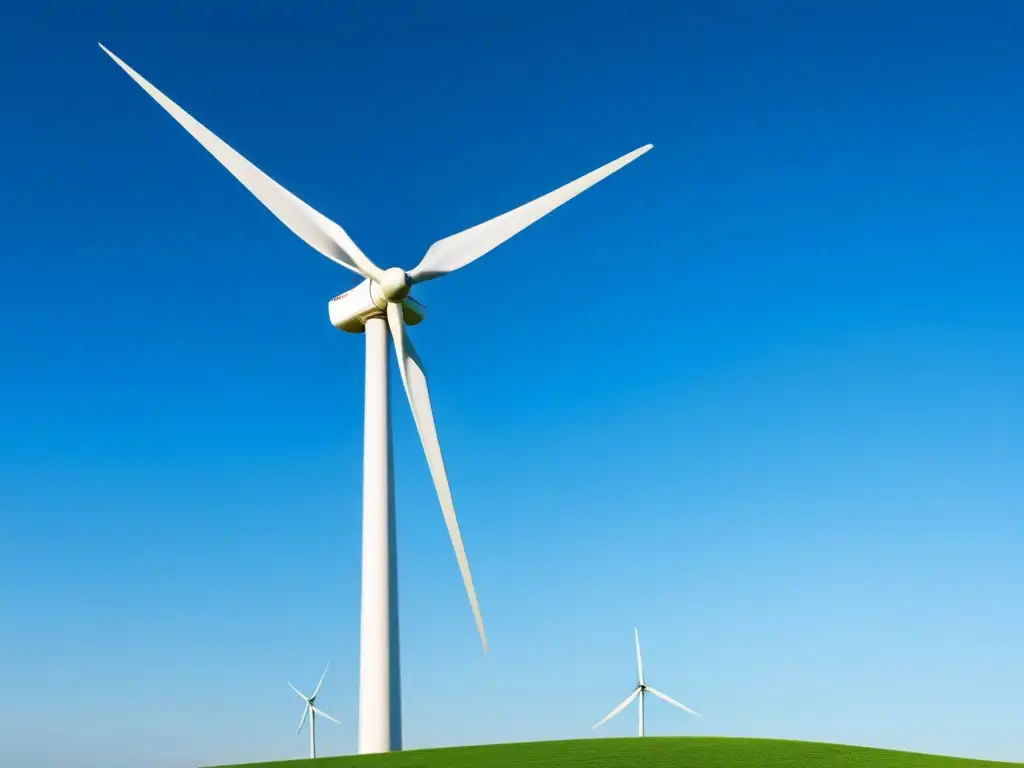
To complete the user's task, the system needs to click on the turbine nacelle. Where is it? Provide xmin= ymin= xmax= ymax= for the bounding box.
xmin=329 ymin=279 xmax=426 ymax=334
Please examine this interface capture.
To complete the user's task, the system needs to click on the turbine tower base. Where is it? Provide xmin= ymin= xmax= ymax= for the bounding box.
xmin=357 ymin=314 xmax=403 ymax=753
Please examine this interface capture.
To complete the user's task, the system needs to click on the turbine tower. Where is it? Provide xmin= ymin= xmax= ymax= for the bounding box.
xmin=290 ymin=663 xmax=340 ymax=759
xmin=593 ymin=628 xmax=701 ymax=737
xmin=99 ymin=43 xmax=653 ymax=755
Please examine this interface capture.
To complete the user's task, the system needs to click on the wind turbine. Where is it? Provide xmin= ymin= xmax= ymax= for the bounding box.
xmin=98 ymin=43 xmax=653 ymax=755
xmin=290 ymin=663 xmax=340 ymax=759
xmin=592 ymin=628 xmax=701 ymax=737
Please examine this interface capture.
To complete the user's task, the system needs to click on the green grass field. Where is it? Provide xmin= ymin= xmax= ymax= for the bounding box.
xmin=210 ymin=737 xmax=1022 ymax=768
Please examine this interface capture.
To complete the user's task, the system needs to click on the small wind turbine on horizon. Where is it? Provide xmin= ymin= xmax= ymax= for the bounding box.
xmin=593 ymin=628 xmax=701 ymax=738
xmin=290 ymin=663 xmax=340 ymax=759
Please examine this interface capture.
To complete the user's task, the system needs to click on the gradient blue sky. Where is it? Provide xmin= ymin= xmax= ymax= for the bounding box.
xmin=2 ymin=2 xmax=1023 ymax=766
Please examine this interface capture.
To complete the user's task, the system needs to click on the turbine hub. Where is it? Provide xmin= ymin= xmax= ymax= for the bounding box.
xmin=378 ymin=267 xmax=411 ymax=302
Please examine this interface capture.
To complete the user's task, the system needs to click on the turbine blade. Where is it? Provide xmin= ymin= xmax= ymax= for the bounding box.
xmin=311 ymin=705 xmax=341 ymax=725
xmin=408 ymin=144 xmax=653 ymax=283
xmin=97 ymin=44 xmax=383 ymax=281
xmin=645 ymin=686 xmax=702 ymax=717
xmin=634 ymin=627 xmax=644 ymax=686
xmin=386 ymin=302 xmax=487 ymax=651
xmin=295 ymin=703 xmax=309 ymax=735
xmin=311 ymin=662 xmax=330 ymax=699
xmin=288 ymin=682 xmax=309 ymax=703
xmin=592 ymin=687 xmax=641 ymax=730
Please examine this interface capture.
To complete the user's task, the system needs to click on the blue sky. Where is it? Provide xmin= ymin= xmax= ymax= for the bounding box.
xmin=2 ymin=1 xmax=1023 ymax=766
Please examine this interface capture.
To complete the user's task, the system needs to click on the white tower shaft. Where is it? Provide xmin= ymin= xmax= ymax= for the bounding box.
xmin=358 ymin=315 xmax=402 ymax=753
xmin=638 ymin=688 xmax=645 ymax=737
xmin=309 ymin=708 xmax=316 ymax=758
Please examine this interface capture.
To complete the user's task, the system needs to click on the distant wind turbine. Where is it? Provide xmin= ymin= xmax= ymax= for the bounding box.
xmin=592 ymin=628 xmax=701 ymax=737
xmin=290 ymin=663 xmax=341 ymax=759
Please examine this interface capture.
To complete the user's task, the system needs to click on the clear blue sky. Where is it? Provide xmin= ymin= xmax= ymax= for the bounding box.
xmin=1 ymin=2 xmax=1022 ymax=766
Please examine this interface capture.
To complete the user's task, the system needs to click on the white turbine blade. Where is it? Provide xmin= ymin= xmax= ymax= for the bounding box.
xmin=310 ymin=705 xmax=341 ymax=725
xmin=311 ymin=662 xmax=330 ymax=699
xmin=408 ymin=144 xmax=653 ymax=284
xmin=97 ymin=44 xmax=384 ymax=282
xmin=592 ymin=687 xmax=641 ymax=730
xmin=386 ymin=302 xmax=487 ymax=651
xmin=634 ymin=627 xmax=644 ymax=685
xmin=288 ymin=682 xmax=309 ymax=703
xmin=645 ymin=686 xmax=702 ymax=717
xmin=295 ymin=704 xmax=310 ymax=735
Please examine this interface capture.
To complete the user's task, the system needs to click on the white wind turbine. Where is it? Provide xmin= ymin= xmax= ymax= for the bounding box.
xmin=99 ymin=43 xmax=653 ymax=756
xmin=593 ymin=628 xmax=701 ymax=737
xmin=289 ymin=662 xmax=340 ymax=759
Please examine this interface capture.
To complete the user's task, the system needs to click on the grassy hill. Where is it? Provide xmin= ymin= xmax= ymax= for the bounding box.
xmin=210 ymin=736 xmax=1023 ymax=768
